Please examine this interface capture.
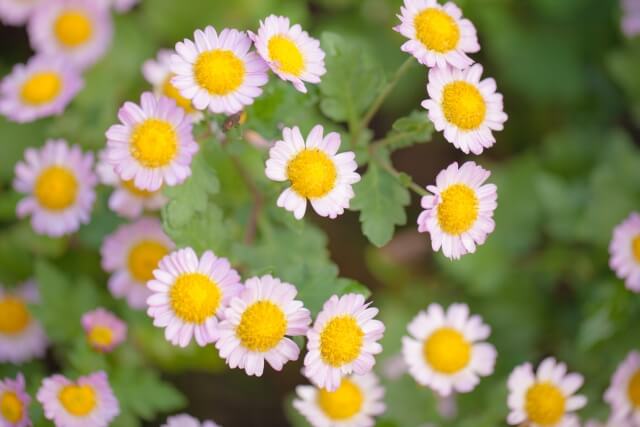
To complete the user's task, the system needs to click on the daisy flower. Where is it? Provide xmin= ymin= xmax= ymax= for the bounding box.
xmin=81 ymin=308 xmax=127 ymax=353
xmin=422 ymin=64 xmax=508 ymax=155
xmin=105 ymin=91 xmax=198 ymax=192
xmin=604 ymin=351 xmax=640 ymax=425
xmin=609 ymin=212 xmax=640 ymax=292
xmin=249 ymin=15 xmax=326 ymax=93
xmin=622 ymin=0 xmax=640 ymax=37
xmin=147 ymin=248 xmax=243 ymax=347
xmin=28 ymin=0 xmax=113 ymax=70
xmin=303 ymin=293 xmax=385 ymax=392
xmin=0 ymin=55 xmax=83 ymax=123
xmin=394 ymin=0 xmax=479 ymax=69
xmin=162 ymin=414 xmax=221 ymax=427
xmin=37 ymin=371 xmax=119 ymax=427
xmin=0 ymin=374 xmax=31 ymax=427
xmin=507 ymin=357 xmax=587 ymax=427
xmin=14 ymin=139 xmax=96 ymax=237
xmin=265 ymin=125 xmax=360 ymax=220
xmin=216 ymin=275 xmax=311 ymax=377
xmin=417 ymin=161 xmax=497 ymax=260
xmin=0 ymin=0 xmax=41 ymax=26
xmin=585 ymin=418 xmax=633 ymax=427
xmin=170 ymin=26 xmax=269 ymax=115
xmin=101 ymin=217 xmax=174 ymax=310
xmin=293 ymin=373 xmax=385 ymax=427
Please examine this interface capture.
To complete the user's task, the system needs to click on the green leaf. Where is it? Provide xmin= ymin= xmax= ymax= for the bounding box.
xmin=163 ymin=202 xmax=230 ymax=254
xmin=384 ymin=110 xmax=434 ymax=150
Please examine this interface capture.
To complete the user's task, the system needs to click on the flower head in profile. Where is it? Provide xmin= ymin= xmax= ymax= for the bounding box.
xmin=0 ymin=0 xmax=41 ymax=26
xmin=162 ymin=414 xmax=221 ymax=427
xmin=417 ymin=161 xmax=497 ymax=260
xmin=81 ymin=308 xmax=127 ymax=353
xmin=507 ymin=357 xmax=587 ymax=427
xmin=147 ymin=248 xmax=243 ymax=347
xmin=249 ymin=15 xmax=326 ymax=93
xmin=394 ymin=0 xmax=479 ymax=69
xmin=37 ymin=371 xmax=119 ymax=427
xmin=609 ymin=212 xmax=640 ymax=292
xmin=604 ymin=350 xmax=640 ymax=425
xmin=304 ymin=293 xmax=385 ymax=392
xmin=216 ymin=275 xmax=311 ymax=377
xmin=171 ymin=26 xmax=269 ymax=115
xmin=105 ymin=92 xmax=198 ymax=192
xmin=265 ymin=125 xmax=360 ymax=220
xmin=402 ymin=303 xmax=496 ymax=396
xmin=0 ymin=374 xmax=31 ymax=427
xmin=293 ymin=373 xmax=385 ymax=427
xmin=0 ymin=55 xmax=83 ymax=123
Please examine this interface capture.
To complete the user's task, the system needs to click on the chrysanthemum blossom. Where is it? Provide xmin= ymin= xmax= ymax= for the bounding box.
xmin=294 ymin=373 xmax=386 ymax=427
xmin=37 ymin=371 xmax=119 ymax=427
xmin=0 ymin=0 xmax=41 ymax=26
xmin=171 ymin=26 xmax=269 ymax=115
xmin=249 ymin=15 xmax=326 ymax=93
xmin=28 ymin=0 xmax=113 ymax=70
xmin=105 ymin=92 xmax=198 ymax=192
xmin=604 ymin=350 xmax=640 ymax=425
xmin=609 ymin=212 xmax=640 ymax=292
xmin=101 ymin=217 xmax=174 ymax=310
xmin=394 ymin=0 xmax=479 ymax=69
xmin=147 ymin=248 xmax=243 ymax=347
xmin=216 ymin=275 xmax=311 ymax=377
xmin=265 ymin=125 xmax=360 ymax=220
xmin=162 ymin=414 xmax=221 ymax=427
xmin=14 ymin=140 xmax=96 ymax=237
xmin=81 ymin=308 xmax=127 ymax=353
xmin=507 ymin=357 xmax=587 ymax=427
xmin=402 ymin=303 xmax=496 ymax=396
xmin=0 ymin=374 xmax=31 ymax=427
xmin=422 ymin=64 xmax=507 ymax=155
xmin=417 ymin=161 xmax=497 ymax=260
xmin=0 ymin=55 xmax=83 ymax=123
xmin=304 ymin=294 xmax=385 ymax=392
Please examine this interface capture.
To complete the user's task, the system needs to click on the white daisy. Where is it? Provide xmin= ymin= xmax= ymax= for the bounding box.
xmin=609 ymin=212 xmax=640 ymax=292
xmin=0 ymin=0 xmax=41 ymax=26
xmin=604 ymin=351 xmax=640 ymax=425
xmin=162 ymin=414 xmax=221 ymax=427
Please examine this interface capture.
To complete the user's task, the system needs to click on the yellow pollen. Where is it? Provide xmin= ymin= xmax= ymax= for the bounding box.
xmin=0 ymin=297 xmax=31 ymax=335
xmin=58 ymin=384 xmax=97 ymax=416
xmin=0 ymin=391 xmax=23 ymax=423
xmin=20 ymin=72 xmax=62 ymax=105
xmin=88 ymin=325 xmax=114 ymax=350
xmin=317 ymin=378 xmax=364 ymax=420
xmin=414 ymin=8 xmax=460 ymax=53
xmin=162 ymin=74 xmax=195 ymax=113
xmin=194 ymin=50 xmax=245 ymax=96
xmin=320 ymin=316 xmax=364 ymax=367
xmin=268 ymin=36 xmax=304 ymax=76
xmin=628 ymin=369 xmax=640 ymax=407
xmin=130 ymin=119 xmax=178 ymax=168
xmin=34 ymin=166 xmax=78 ymax=211
xmin=441 ymin=81 xmax=487 ymax=130
xmin=437 ymin=183 xmax=479 ymax=235
xmin=525 ymin=382 xmax=566 ymax=425
xmin=121 ymin=179 xmax=155 ymax=198
xmin=54 ymin=10 xmax=93 ymax=47
xmin=632 ymin=236 xmax=640 ymax=263
xmin=127 ymin=240 xmax=168 ymax=283
xmin=286 ymin=149 xmax=337 ymax=199
xmin=236 ymin=301 xmax=287 ymax=352
xmin=423 ymin=327 xmax=471 ymax=374
xmin=170 ymin=273 xmax=221 ymax=324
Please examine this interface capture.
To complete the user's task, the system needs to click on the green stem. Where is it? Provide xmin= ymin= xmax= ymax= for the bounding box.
xmin=372 ymin=152 xmax=428 ymax=197
xmin=369 ymin=131 xmax=413 ymax=152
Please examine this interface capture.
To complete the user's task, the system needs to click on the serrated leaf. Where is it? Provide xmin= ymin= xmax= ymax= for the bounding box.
xmin=384 ymin=110 xmax=434 ymax=150
xmin=162 ymin=202 xmax=229 ymax=254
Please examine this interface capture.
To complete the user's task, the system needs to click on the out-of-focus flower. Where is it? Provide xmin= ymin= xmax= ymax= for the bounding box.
xmin=14 ymin=140 xmax=96 ymax=237
xmin=97 ymin=0 xmax=138 ymax=13
xmin=249 ymin=15 xmax=325 ymax=93
xmin=147 ymin=248 xmax=243 ymax=347
xmin=162 ymin=414 xmax=221 ymax=427
xmin=0 ymin=0 xmax=41 ymax=26
xmin=303 ymin=293 xmax=385 ymax=392
xmin=265 ymin=125 xmax=360 ymax=220
xmin=622 ymin=0 xmax=640 ymax=37
xmin=81 ymin=308 xmax=127 ymax=353
xmin=609 ymin=212 xmax=640 ymax=292
xmin=0 ymin=374 xmax=31 ymax=427
xmin=605 ymin=350 xmax=640 ymax=425
xmin=170 ymin=26 xmax=269 ymax=115
xmin=584 ymin=418 xmax=633 ymax=427
xmin=402 ymin=303 xmax=496 ymax=396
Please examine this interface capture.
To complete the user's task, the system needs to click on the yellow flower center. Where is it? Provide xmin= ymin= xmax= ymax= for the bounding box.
xmin=414 ymin=8 xmax=460 ymax=53
xmin=34 ymin=166 xmax=78 ymax=211
xmin=20 ymin=72 xmax=62 ymax=106
xmin=437 ymin=183 xmax=479 ymax=235
xmin=320 ymin=315 xmax=364 ymax=367
xmin=441 ymin=81 xmax=487 ymax=130
xmin=0 ymin=297 xmax=31 ymax=335
xmin=127 ymin=240 xmax=169 ymax=283
xmin=525 ymin=382 xmax=566 ymax=426
xmin=88 ymin=325 xmax=114 ymax=349
xmin=54 ymin=10 xmax=93 ymax=47
xmin=170 ymin=273 xmax=221 ymax=324
xmin=236 ymin=301 xmax=287 ymax=352
xmin=286 ymin=149 xmax=337 ymax=199
xmin=58 ymin=384 xmax=97 ymax=416
xmin=632 ymin=236 xmax=640 ymax=263
xmin=423 ymin=327 xmax=471 ymax=374
xmin=627 ymin=369 xmax=640 ymax=407
xmin=317 ymin=378 xmax=364 ymax=420
xmin=194 ymin=50 xmax=245 ymax=96
xmin=130 ymin=119 xmax=178 ymax=168
xmin=162 ymin=74 xmax=195 ymax=113
xmin=121 ymin=179 xmax=155 ymax=198
xmin=268 ymin=35 xmax=304 ymax=76
xmin=0 ymin=391 xmax=23 ymax=423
